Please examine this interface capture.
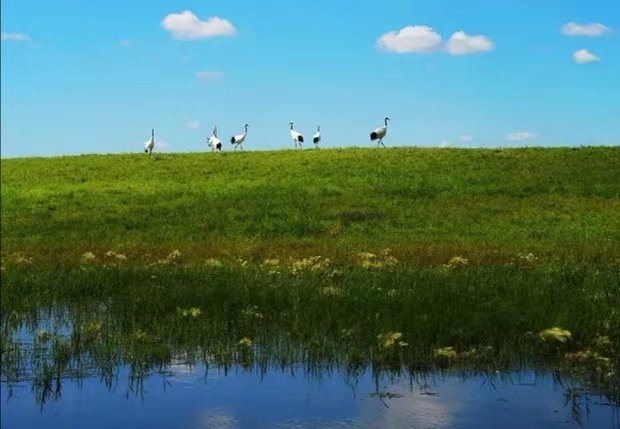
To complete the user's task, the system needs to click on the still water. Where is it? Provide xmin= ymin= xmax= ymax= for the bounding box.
xmin=2 ymin=363 xmax=618 ymax=429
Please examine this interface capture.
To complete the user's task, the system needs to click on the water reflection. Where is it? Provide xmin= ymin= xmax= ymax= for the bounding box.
xmin=2 ymin=364 xmax=618 ymax=429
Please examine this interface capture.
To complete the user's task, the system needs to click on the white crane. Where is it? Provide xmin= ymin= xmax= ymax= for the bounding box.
xmin=144 ymin=129 xmax=155 ymax=155
xmin=312 ymin=125 xmax=321 ymax=148
xmin=230 ymin=124 xmax=249 ymax=150
xmin=370 ymin=117 xmax=390 ymax=148
xmin=207 ymin=125 xmax=222 ymax=152
xmin=289 ymin=121 xmax=304 ymax=149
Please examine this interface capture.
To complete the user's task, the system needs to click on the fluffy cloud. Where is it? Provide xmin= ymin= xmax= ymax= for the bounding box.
xmin=377 ymin=26 xmax=493 ymax=55
xmin=459 ymin=135 xmax=474 ymax=142
xmin=505 ymin=132 xmax=538 ymax=141
xmin=1 ymin=32 xmax=30 ymax=42
xmin=561 ymin=22 xmax=611 ymax=37
xmin=573 ymin=49 xmax=600 ymax=63
xmin=196 ymin=70 xmax=223 ymax=81
xmin=162 ymin=10 xmax=236 ymax=40
xmin=185 ymin=120 xmax=201 ymax=130
xmin=445 ymin=31 xmax=494 ymax=55
xmin=439 ymin=140 xmax=451 ymax=148
xmin=377 ymin=25 xmax=442 ymax=53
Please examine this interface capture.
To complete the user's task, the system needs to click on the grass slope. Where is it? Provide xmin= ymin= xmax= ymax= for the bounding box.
xmin=2 ymin=146 xmax=619 ymax=265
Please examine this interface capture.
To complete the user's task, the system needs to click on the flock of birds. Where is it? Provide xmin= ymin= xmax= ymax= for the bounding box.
xmin=144 ymin=117 xmax=391 ymax=155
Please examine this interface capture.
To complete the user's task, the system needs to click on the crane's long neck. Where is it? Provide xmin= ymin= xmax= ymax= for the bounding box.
xmin=151 ymin=129 xmax=154 ymax=139
xmin=290 ymin=123 xmax=294 ymax=130
xmin=384 ymin=118 xmax=389 ymax=127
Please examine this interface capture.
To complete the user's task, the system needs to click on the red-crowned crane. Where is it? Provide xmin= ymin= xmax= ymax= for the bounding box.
xmin=230 ymin=124 xmax=249 ymax=150
xmin=370 ymin=117 xmax=390 ymax=148
xmin=289 ymin=121 xmax=304 ymax=149
xmin=312 ymin=125 xmax=321 ymax=148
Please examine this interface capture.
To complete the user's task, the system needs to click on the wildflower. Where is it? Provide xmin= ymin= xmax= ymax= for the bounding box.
xmin=158 ymin=250 xmax=183 ymax=265
xmin=236 ymin=258 xmax=249 ymax=268
xmin=378 ymin=331 xmax=408 ymax=348
xmin=538 ymin=327 xmax=571 ymax=343
xmin=178 ymin=307 xmax=202 ymax=318
xmin=104 ymin=251 xmax=127 ymax=261
xmin=359 ymin=249 xmax=398 ymax=269
xmin=238 ymin=337 xmax=252 ymax=347
xmin=518 ymin=252 xmax=537 ymax=263
xmin=81 ymin=251 xmax=96 ymax=261
xmin=443 ymin=256 xmax=468 ymax=269
xmin=205 ymin=258 xmax=223 ymax=267
xmin=289 ymin=256 xmax=329 ymax=273
xmin=434 ymin=346 xmax=457 ymax=360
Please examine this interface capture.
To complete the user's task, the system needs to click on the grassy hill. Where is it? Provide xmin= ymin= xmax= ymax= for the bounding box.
xmin=2 ymin=146 xmax=619 ymax=266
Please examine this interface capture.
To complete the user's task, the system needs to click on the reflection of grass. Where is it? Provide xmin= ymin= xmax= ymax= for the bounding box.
xmin=1 ymin=261 xmax=618 ymax=409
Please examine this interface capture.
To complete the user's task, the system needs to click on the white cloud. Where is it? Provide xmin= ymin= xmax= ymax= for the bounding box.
xmin=1 ymin=32 xmax=30 ymax=42
xmin=162 ymin=10 xmax=237 ymax=40
xmin=377 ymin=26 xmax=494 ymax=56
xmin=459 ymin=135 xmax=474 ymax=142
xmin=505 ymin=132 xmax=538 ymax=141
xmin=377 ymin=25 xmax=442 ymax=53
xmin=573 ymin=49 xmax=600 ymax=63
xmin=196 ymin=70 xmax=223 ymax=81
xmin=185 ymin=120 xmax=201 ymax=130
xmin=445 ymin=31 xmax=494 ymax=55
xmin=439 ymin=140 xmax=451 ymax=148
xmin=561 ymin=22 xmax=611 ymax=37
xmin=118 ymin=39 xmax=137 ymax=46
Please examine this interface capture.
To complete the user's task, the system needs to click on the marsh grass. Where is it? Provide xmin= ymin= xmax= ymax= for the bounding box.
xmin=2 ymin=260 xmax=618 ymax=406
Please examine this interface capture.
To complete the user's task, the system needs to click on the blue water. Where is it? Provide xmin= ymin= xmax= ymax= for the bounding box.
xmin=2 ymin=364 xmax=617 ymax=429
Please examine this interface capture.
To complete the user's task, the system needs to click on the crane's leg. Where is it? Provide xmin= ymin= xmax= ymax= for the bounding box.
xmin=380 ymin=139 xmax=386 ymax=148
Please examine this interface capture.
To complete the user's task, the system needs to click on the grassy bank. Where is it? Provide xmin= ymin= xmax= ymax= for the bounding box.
xmin=2 ymin=146 xmax=619 ymax=266
xmin=2 ymin=146 xmax=619 ymax=405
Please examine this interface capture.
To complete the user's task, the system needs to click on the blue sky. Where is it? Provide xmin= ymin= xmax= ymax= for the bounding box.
xmin=1 ymin=0 xmax=619 ymax=157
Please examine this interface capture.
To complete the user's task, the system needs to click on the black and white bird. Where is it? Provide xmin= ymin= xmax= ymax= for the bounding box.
xmin=207 ymin=125 xmax=222 ymax=152
xmin=370 ymin=117 xmax=390 ymax=148
xmin=230 ymin=124 xmax=249 ymax=150
xmin=144 ymin=129 xmax=155 ymax=155
xmin=312 ymin=125 xmax=321 ymax=148
xmin=289 ymin=121 xmax=304 ymax=149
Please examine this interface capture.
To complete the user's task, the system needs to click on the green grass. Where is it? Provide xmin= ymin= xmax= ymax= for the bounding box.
xmin=2 ymin=146 xmax=619 ymax=265
xmin=2 ymin=146 xmax=619 ymax=406
xmin=2 ymin=262 xmax=619 ymax=404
